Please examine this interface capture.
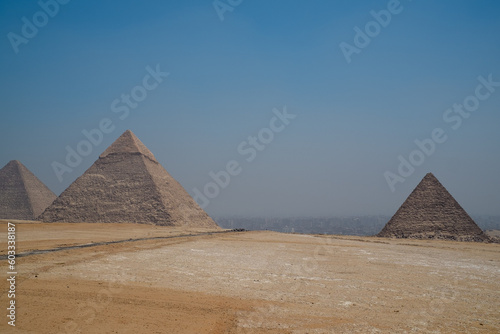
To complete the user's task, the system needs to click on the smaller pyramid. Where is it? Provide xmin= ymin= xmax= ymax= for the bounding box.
xmin=0 ymin=160 xmax=57 ymax=220
xmin=378 ymin=173 xmax=489 ymax=242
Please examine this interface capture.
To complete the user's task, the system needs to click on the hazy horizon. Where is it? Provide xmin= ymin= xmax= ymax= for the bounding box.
xmin=1 ymin=0 xmax=499 ymax=218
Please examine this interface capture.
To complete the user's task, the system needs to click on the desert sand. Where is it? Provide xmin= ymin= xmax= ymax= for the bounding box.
xmin=1 ymin=220 xmax=499 ymax=333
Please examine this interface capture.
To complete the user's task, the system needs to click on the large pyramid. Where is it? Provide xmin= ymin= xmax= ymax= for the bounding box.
xmin=378 ymin=173 xmax=489 ymax=242
xmin=0 ymin=160 xmax=56 ymax=220
xmin=39 ymin=130 xmax=218 ymax=228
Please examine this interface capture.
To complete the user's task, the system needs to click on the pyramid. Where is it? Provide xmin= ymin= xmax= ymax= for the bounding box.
xmin=0 ymin=160 xmax=56 ymax=220
xmin=377 ymin=173 xmax=489 ymax=242
xmin=39 ymin=130 xmax=218 ymax=228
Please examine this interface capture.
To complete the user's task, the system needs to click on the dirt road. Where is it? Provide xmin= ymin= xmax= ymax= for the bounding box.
xmin=1 ymin=221 xmax=499 ymax=333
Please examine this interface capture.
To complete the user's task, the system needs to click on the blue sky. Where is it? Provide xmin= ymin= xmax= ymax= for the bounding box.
xmin=1 ymin=0 xmax=499 ymax=217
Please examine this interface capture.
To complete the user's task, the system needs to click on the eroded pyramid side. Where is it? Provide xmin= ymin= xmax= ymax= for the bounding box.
xmin=142 ymin=156 xmax=216 ymax=228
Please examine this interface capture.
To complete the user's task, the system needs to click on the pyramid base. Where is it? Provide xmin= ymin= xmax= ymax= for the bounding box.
xmin=377 ymin=231 xmax=490 ymax=243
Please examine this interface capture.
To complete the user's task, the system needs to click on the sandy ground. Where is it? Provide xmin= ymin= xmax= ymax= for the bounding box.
xmin=1 ymin=220 xmax=499 ymax=333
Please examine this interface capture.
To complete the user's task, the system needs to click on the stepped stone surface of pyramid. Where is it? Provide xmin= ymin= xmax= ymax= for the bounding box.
xmin=378 ymin=173 xmax=489 ymax=242
xmin=39 ymin=130 xmax=218 ymax=228
xmin=0 ymin=160 xmax=56 ymax=220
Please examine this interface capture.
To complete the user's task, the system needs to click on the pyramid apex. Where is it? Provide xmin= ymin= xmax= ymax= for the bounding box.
xmin=421 ymin=172 xmax=440 ymax=184
xmin=7 ymin=160 xmax=22 ymax=167
xmin=4 ymin=160 xmax=26 ymax=173
xmin=100 ymin=130 xmax=156 ymax=161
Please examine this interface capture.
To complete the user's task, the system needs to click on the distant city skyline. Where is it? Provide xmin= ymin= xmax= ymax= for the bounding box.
xmin=1 ymin=0 xmax=499 ymax=217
